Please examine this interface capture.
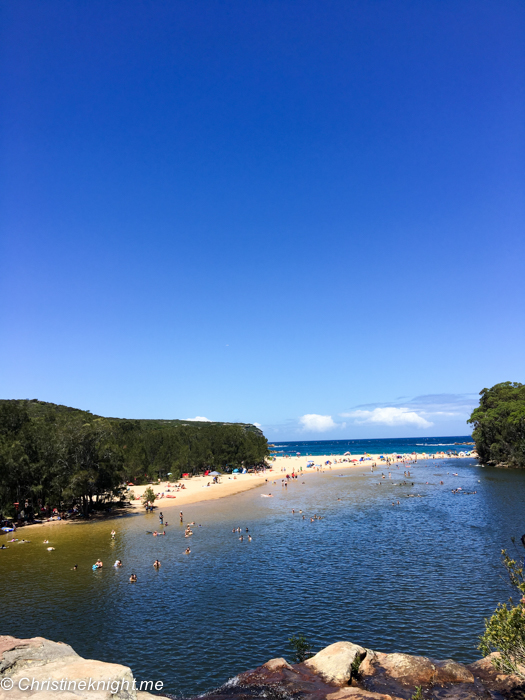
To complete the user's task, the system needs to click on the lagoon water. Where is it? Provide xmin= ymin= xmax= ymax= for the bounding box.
xmin=2 ymin=458 xmax=524 ymax=696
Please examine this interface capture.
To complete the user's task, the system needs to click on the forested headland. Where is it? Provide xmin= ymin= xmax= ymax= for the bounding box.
xmin=0 ymin=399 xmax=268 ymax=520
xmin=468 ymin=382 xmax=525 ymax=468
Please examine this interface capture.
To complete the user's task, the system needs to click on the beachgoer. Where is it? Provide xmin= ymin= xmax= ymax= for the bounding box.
xmin=72 ymin=564 xmax=77 ymax=570
xmin=111 ymin=530 xmax=116 ymax=539
xmin=129 ymin=574 xmax=137 ymax=582
xmin=184 ymin=547 xmax=191 ymax=554
xmin=153 ymin=559 xmax=161 ymax=568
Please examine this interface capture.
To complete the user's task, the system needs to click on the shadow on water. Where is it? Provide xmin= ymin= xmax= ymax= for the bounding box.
xmin=1 ymin=459 xmax=524 ymax=696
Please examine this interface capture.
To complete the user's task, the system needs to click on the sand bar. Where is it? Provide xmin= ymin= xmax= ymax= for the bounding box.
xmin=10 ymin=450 xmax=475 ymax=531
xmin=126 ymin=450 xmax=475 ymax=509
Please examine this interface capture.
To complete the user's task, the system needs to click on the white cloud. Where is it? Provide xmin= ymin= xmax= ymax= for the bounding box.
xmin=253 ymin=422 xmax=262 ymax=428
xmin=299 ymin=414 xmax=339 ymax=432
xmin=185 ymin=416 xmax=212 ymax=422
xmin=343 ymin=407 xmax=432 ymax=428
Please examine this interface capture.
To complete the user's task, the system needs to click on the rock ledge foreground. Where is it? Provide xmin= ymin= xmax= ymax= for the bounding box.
xmin=1 ymin=636 xmax=523 ymax=700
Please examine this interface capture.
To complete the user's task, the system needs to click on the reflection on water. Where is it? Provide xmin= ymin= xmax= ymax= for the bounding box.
xmin=2 ymin=460 xmax=524 ymax=695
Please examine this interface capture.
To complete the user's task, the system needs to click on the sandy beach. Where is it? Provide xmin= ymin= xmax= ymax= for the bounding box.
xmin=10 ymin=450 xmax=476 ymax=531
xmin=126 ymin=450 xmax=476 ymax=510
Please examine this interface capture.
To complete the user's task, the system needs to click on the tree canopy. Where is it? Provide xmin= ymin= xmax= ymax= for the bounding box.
xmin=0 ymin=399 xmax=268 ymax=520
xmin=468 ymin=382 xmax=525 ymax=468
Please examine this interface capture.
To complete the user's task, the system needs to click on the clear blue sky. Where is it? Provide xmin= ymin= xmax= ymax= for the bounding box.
xmin=1 ymin=1 xmax=524 ymax=440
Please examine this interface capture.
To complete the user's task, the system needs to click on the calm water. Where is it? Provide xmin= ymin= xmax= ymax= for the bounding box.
xmin=270 ymin=435 xmax=473 ymax=455
xmin=1 ymin=459 xmax=524 ymax=696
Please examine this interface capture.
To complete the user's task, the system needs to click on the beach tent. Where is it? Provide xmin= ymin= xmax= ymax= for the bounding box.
xmin=232 ymin=468 xmax=240 ymax=473
xmin=209 ymin=471 xmax=220 ymax=476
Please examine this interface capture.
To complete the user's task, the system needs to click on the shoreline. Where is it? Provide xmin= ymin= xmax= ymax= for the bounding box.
xmin=7 ymin=451 xmax=477 ymax=532
xmin=125 ymin=450 xmax=474 ymax=510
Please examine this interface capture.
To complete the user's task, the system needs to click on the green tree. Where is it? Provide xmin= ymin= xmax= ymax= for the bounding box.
xmin=468 ymin=382 xmax=525 ymax=468
xmin=142 ymin=486 xmax=156 ymax=505
xmin=479 ymin=545 xmax=525 ymax=679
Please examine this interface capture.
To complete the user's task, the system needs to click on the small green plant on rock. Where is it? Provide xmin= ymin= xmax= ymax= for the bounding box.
xmin=479 ymin=545 xmax=525 ymax=680
xmin=288 ymin=634 xmax=313 ymax=663
xmin=351 ymin=655 xmax=362 ymax=680
xmin=410 ymin=686 xmax=423 ymax=700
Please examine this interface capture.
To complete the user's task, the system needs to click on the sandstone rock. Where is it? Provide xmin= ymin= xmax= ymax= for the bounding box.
xmin=263 ymin=658 xmax=295 ymax=672
xmin=0 ymin=636 xmax=79 ymax=675
xmin=467 ymin=653 xmax=525 ymax=699
xmin=326 ymin=687 xmax=398 ymax=700
xmin=359 ymin=651 xmax=484 ymax=700
xmin=432 ymin=659 xmax=474 ymax=684
xmin=0 ymin=635 xmax=163 ymax=700
xmin=304 ymin=642 xmax=367 ymax=686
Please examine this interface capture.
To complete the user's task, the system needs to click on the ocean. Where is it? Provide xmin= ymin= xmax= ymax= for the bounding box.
xmin=269 ymin=435 xmax=474 ymax=455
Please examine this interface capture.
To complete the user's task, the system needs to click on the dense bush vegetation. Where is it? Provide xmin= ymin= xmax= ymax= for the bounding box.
xmin=480 ymin=545 xmax=525 ymax=679
xmin=0 ymin=399 xmax=268 ymax=519
xmin=468 ymin=382 xmax=525 ymax=468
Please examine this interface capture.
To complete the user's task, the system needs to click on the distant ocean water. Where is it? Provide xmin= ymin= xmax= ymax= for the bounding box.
xmin=269 ymin=435 xmax=473 ymax=456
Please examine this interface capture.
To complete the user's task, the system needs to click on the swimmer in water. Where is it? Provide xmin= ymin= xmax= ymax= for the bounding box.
xmin=114 ymin=559 xmax=122 ymax=567
xmin=111 ymin=530 xmax=116 ymax=539
xmin=95 ymin=559 xmax=103 ymax=568
xmin=72 ymin=564 xmax=77 ymax=570
xmin=129 ymin=573 xmax=137 ymax=582
xmin=248 ymin=535 xmax=252 ymax=541
xmin=43 ymin=539 xmax=49 ymax=544
xmin=184 ymin=547 xmax=191 ymax=554
xmin=153 ymin=559 xmax=161 ymax=569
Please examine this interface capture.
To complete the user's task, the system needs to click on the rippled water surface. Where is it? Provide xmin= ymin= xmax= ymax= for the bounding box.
xmin=2 ymin=460 xmax=524 ymax=696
